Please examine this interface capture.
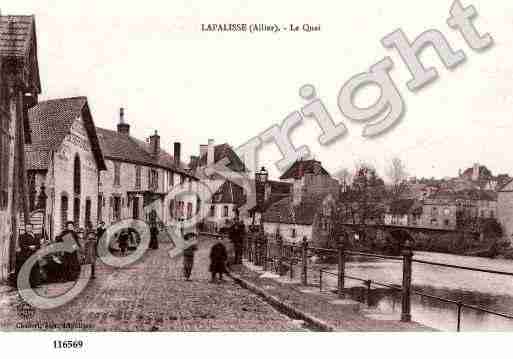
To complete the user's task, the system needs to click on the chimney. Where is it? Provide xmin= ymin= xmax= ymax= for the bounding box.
xmin=472 ymin=163 xmax=479 ymax=181
xmin=117 ymin=107 xmax=130 ymax=135
xmin=173 ymin=142 xmax=181 ymax=168
xmin=199 ymin=144 xmax=208 ymax=160
xmin=149 ymin=130 xmax=160 ymax=157
xmin=189 ymin=155 xmax=199 ymax=169
xmin=207 ymin=139 xmax=215 ymax=166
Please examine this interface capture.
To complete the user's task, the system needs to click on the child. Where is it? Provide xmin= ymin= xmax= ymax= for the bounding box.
xmin=183 ymin=243 xmax=198 ymax=281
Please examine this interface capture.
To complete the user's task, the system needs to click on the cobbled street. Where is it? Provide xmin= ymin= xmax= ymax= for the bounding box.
xmin=0 ymin=238 xmax=306 ymax=331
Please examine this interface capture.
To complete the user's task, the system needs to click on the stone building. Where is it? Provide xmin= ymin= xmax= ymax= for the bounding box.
xmin=190 ymin=140 xmax=247 ymax=232
xmin=261 ymin=159 xmax=340 ymax=246
xmin=25 ymin=97 xmax=106 ymax=240
xmin=498 ymin=179 xmax=513 ymax=243
xmin=96 ymin=108 xmax=198 ymax=231
xmin=0 ymin=15 xmax=41 ymax=280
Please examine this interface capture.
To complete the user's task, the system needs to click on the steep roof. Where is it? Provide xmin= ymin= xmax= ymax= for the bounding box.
xmin=498 ymin=178 xmax=513 ymax=192
xmin=25 ymin=97 xmax=106 ymax=170
xmin=1 ymin=15 xmax=42 ymax=143
xmin=280 ymin=159 xmax=330 ymax=180
xmin=211 ymin=180 xmax=245 ymax=205
xmin=462 ymin=165 xmax=493 ymax=179
xmin=262 ymin=194 xmax=330 ymax=225
xmin=96 ymin=128 xmax=192 ymax=176
xmin=196 ymin=143 xmax=246 ymax=172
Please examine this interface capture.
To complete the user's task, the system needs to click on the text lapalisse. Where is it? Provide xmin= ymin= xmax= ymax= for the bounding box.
xmin=201 ymin=23 xmax=247 ymax=32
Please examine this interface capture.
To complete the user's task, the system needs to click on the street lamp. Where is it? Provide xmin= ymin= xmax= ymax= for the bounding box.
xmin=255 ymin=167 xmax=269 ymax=227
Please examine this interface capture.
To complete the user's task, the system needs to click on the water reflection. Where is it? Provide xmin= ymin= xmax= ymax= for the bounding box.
xmin=323 ymin=251 xmax=513 ymax=331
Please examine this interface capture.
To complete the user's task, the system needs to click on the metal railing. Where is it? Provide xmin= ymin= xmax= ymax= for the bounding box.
xmin=241 ymin=232 xmax=513 ymax=331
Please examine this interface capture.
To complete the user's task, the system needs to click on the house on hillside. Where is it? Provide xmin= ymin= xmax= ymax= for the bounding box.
xmin=0 ymin=15 xmax=41 ymax=280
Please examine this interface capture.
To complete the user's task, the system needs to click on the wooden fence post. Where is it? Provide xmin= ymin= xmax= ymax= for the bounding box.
xmin=401 ymin=240 xmax=413 ymax=322
xmin=277 ymin=234 xmax=283 ymax=275
xmin=301 ymin=236 xmax=308 ymax=286
xmin=338 ymin=236 xmax=346 ymax=299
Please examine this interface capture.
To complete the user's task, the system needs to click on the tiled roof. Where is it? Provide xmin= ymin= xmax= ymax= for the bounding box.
xmin=211 ymin=180 xmax=245 ymax=205
xmin=196 ymin=143 xmax=246 ymax=172
xmin=262 ymin=194 xmax=328 ymax=225
xmin=26 ymin=97 xmax=106 ymax=171
xmin=0 ymin=15 xmax=34 ymax=58
xmin=96 ymin=128 xmax=191 ymax=176
xmin=280 ymin=160 xmax=330 ymax=180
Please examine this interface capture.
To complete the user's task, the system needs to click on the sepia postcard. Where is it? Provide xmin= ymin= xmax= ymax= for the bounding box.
xmin=0 ymin=0 xmax=513 ymax=356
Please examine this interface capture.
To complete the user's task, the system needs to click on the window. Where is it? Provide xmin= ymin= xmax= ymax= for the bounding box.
xmin=60 ymin=195 xmax=69 ymax=230
xmin=169 ymin=171 xmax=174 ymax=187
xmin=444 ymin=219 xmax=450 ymax=226
xmin=187 ymin=202 xmax=193 ymax=219
xmin=73 ymin=197 xmax=80 ymax=228
xmin=431 ymin=207 xmax=438 ymax=217
xmin=113 ymin=196 xmax=121 ymax=222
xmin=74 ymin=155 xmax=81 ymax=195
xmin=169 ymin=199 xmax=175 ymax=219
xmin=85 ymin=198 xmax=92 ymax=228
xmin=114 ymin=162 xmax=121 ymax=186
xmin=209 ymin=205 xmax=216 ymax=217
xmin=291 ymin=228 xmax=297 ymax=238
xmin=491 ymin=210 xmax=495 ymax=218
xmin=180 ymin=175 xmax=185 ymax=184
xmin=223 ymin=205 xmax=229 ymax=217
xmin=149 ymin=169 xmax=159 ymax=191
xmin=135 ymin=166 xmax=141 ymax=189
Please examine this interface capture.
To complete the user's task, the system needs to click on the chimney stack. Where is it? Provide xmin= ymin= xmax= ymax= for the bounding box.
xmin=117 ymin=107 xmax=130 ymax=135
xmin=149 ymin=130 xmax=160 ymax=157
xmin=472 ymin=163 xmax=480 ymax=181
xmin=199 ymin=144 xmax=208 ymax=160
xmin=207 ymin=139 xmax=215 ymax=166
xmin=173 ymin=142 xmax=181 ymax=168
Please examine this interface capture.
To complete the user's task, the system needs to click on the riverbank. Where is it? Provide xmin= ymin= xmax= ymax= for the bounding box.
xmin=230 ymin=261 xmax=434 ymax=331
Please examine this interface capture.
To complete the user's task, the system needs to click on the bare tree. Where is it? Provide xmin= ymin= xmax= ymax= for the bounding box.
xmin=386 ymin=157 xmax=409 ymax=199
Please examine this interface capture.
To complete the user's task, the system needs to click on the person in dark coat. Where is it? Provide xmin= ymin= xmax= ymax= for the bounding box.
xmin=118 ymin=229 xmax=130 ymax=256
xmin=229 ymin=216 xmax=246 ymax=265
xmin=183 ymin=243 xmax=198 ymax=281
xmin=149 ymin=224 xmax=159 ymax=250
xmin=56 ymin=221 xmax=82 ymax=281
xmin=96 ymin=221 xmax=106 ymax=257
xmin=17 ymin=225 xmax=41 ymax=288
xmin=209 ymin=240 xmax=228 ymax=282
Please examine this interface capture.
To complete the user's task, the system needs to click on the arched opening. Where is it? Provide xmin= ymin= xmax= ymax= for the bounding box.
xmin=60 ymin=194 xmax=69 ymax=230
xmin=73 ymin=154 xmax=81 ymax=195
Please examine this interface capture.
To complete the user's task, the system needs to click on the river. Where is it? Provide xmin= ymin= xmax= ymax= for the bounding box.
xmin=322 ymin=251 xmax=513 ymax=331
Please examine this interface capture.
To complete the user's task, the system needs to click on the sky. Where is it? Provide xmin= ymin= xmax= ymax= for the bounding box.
xmin=2 ymin=0 xmax=513 ymax=181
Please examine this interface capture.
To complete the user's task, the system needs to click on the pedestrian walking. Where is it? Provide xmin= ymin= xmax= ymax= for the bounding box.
xmin=149 ymin=224 xmax=159 ymax=250
xmin=183 ymin=243 xmax=198 ymax=281
xmin=209 ymin=240 xmax=228 ymax=283
xmin=96 ymin=221 xmax=106 ymax=257
xmin=229 ymin=215 xmax=246 ymax=265
xmin=85 ymin=231 xmax=97 ymax=279
xmin=118 ymin=229 xmax=130 ymax=256
xmin=56 ymin=221 xmax=82 ymax=281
